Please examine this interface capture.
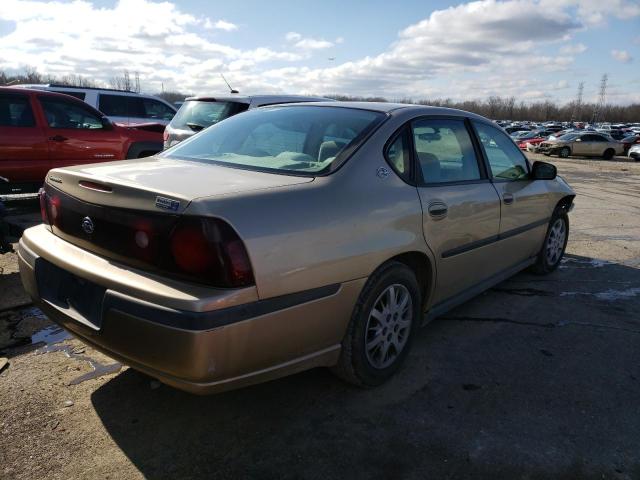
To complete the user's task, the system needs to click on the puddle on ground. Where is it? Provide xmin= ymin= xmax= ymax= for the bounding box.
xmin=37 ymin=342 xmax=122 ymax=386
xmin=27 ymin=309 xmax=122 ymax=386
xmin=31 ymin=325 xmax=71 ymax=345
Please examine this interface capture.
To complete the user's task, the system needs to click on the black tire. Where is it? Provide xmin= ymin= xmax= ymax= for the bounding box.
xmin=543 ymin=152 xmax=551 ymax=157
xmin=603 ymin=149 xmax=615 ymax=160
xmin=331 ymin=261 xmax=421 ymax=387
xmin=531 ymin=209 xmax=569 ymax=274
xmin=559 ymin=147 xmax=570 ymax=158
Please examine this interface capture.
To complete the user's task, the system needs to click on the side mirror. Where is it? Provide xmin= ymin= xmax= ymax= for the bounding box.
xmin=101 ymin=117 xmax=114 ymax=130
xmin=531 ymin=161 xmax=557 ymax=180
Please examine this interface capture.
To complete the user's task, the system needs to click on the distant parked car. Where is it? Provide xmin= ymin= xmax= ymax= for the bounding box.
xmin=538 ymin=132 xmax=624 ymax=159
xmin=13 ymin=84 xmax=177 ymax=126
xmin=20 ymin=102 xmax=574 ymax=394
xmin=0 ymin=87 xmax=164 ymax=194
xmin=514 ymin=132 xmax=551 ymax=151
xmin=628 ymin=144 xmax=640 ymax=161
xmin=620 ymin=134 xmax=640 ymax=154
xmin=163 ymin=94 xmax=332 ymax=149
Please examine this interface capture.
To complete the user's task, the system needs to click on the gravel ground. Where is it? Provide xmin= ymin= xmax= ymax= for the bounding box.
xmin=1 ymin=153 xmax=639 ymax=479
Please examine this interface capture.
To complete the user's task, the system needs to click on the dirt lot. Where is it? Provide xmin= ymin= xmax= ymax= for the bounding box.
xmin=1 ymin=153 xmax=639 ymax=479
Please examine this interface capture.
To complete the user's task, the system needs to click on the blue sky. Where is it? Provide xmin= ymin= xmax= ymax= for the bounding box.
xmin=0 ymin=0 xmax=638 ymax=103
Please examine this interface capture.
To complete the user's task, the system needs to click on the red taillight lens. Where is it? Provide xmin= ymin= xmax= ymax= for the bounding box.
xmin=169 ymin=217 xmax=254 ymax=288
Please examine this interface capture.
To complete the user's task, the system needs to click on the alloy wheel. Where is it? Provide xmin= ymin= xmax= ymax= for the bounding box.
xmin=364 ymin=284 xmax=413 ymax=369
xmin=546 ymin=218 xmax=566 ymax=265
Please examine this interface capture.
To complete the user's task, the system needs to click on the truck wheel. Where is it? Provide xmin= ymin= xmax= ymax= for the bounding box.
xmin=603 ymin=149 xmax=615 ymax=160
xmin=559 ymin=147 xmax=570 ymax=158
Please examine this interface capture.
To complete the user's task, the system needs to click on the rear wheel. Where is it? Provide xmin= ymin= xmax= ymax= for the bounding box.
xmin=559 ymin=147 xmax=570 ymax=158
xmin=332 ymin=261 xmax=421 ymax=387
xmin=603 ymin=148 xmax=615 ymax=160
xmin=532 ymin=209 xmax=569 ymax=274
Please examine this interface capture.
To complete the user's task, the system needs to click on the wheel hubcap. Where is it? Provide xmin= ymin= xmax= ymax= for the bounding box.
xmin=365 ymin=284 xmax=412 ymax=369
xmin=546 ymin=218 xmax=566 ymax=265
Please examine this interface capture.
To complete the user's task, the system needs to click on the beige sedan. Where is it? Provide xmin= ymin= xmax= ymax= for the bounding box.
xmin=19 ymin=103 xmax=575 ymax=394
xmin=538 ymin=132 xmax=624 ymax=159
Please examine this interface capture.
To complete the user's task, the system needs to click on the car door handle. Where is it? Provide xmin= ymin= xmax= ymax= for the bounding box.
xmin=502 ymin=193 xmax=514 ymax=205
xmin=48 ymin=135 xmax=68 ymax=142
xmin=428 ymin=202 xmax=448 ymax=218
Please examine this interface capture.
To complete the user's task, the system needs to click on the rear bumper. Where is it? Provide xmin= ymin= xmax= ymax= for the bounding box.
xmin=19 ymin=226 xmax=365 ymax=394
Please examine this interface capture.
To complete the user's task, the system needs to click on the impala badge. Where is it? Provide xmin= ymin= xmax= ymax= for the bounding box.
xmin=155 ymin=196 xmax=180 ymax=212
xmin=81 ymin=216 xmax=95 ymax=234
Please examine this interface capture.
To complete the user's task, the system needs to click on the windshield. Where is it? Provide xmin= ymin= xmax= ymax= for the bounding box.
xmin=164 ymin=106 xmax=386 ymax=175
xmin=170 ymin=100 xmax=248 ymax=131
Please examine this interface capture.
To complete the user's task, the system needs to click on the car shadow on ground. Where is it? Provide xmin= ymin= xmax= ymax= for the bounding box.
xmin=91 ymin=254 xmax=640 ymax=479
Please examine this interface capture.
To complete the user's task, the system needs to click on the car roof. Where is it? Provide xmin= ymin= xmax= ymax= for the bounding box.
xmin=267 ymin=101 xmax=494 ymax=122
xmin=184 ymin=94 xmax=332 ymax=105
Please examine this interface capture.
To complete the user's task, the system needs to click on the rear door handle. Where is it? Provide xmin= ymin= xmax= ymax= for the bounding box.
xmin=428 ymin=202 xmax=448 ymax=218
xmin=49 ymin=135 xmax=68 ymax=142
xmin=502 ymin=193 xmax=514 ymax=205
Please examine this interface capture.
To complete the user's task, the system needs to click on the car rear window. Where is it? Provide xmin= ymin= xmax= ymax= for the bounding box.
xmin=169 ymin=100 xmax=248 ymax=131
xmin=164 ymin=106 xmax=385 ymax=175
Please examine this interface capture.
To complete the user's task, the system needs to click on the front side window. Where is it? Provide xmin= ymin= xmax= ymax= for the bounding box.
xmin=0 ymin=94 xmax=35 ymax=127
xmin=142 ymin=98 xmax=176 ymax=120
xmin=39 ymin=97 xmax=103 ymax=129
xmin=412 ymin=118 xmax=481 ymax=184
xmin=165 ymin=106 xmax=385 ymax=175
xmin=474 ymin=122 xmax=529 ymax=181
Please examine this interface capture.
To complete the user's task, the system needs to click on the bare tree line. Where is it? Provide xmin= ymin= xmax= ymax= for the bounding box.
xmin=1 ymin=69 xmax=638 ymax=122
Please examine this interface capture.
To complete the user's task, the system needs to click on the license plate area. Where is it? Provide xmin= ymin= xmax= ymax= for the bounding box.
xmin=35 ymin=259 xmax=106 ymax=330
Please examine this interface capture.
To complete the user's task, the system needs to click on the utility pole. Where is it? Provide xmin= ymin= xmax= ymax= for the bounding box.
xmin=570 ymin=81 xmax=584 ymax=124
xmin=591 ymin=74 xmax=608 ymax=124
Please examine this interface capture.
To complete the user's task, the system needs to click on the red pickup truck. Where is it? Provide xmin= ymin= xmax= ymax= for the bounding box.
xmin=0 ymin=87 xmax=163 ymax=194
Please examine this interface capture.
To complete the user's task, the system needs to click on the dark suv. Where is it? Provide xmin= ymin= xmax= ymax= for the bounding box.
xmin=163 ymin=94 xmax=331 ymax=149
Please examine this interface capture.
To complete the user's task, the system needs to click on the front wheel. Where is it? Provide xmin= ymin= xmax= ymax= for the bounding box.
xmin=603 ymin=149 xmax=615 ymax=160
xmin=532 ymin=210 xmax=569 ymax=274
xmin=332 ymin=261 xmax=421 ymax=387
xmin=559 ymin=147 xmax=570 ymax=158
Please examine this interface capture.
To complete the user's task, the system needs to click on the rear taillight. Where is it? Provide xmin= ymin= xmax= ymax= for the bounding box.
xmin=39 ymin=188 xmax=60 ymax=227
xmin=169 ymin=217 xmax=254 ymax=288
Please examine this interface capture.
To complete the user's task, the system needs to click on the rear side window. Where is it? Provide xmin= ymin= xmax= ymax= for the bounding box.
xmin=99 ymin=94 xmax=131 ymax=116
xmin=385 ymin=129 xmax=411 ymax=178
xmin=52 ymin=90 xmax=86 ymax=101
xmin=474 ymin=122 xmax=529 ymax=181
xmin=170 ymin=101 xmax=248 ymax=131
xmin=39 ymin=97 xmax=103 ymax=129
xmin=412 ymin=118 xmax=481 ymax=184
xmin=0 ymin=94 xmax=35 ymax=127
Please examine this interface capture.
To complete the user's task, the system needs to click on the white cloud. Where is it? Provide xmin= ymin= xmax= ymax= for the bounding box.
xmin=208 ymin=19 xmax=238 ymax=32
xmin=611 ymin=49 xmax=633 ymax=63
xmin=285 ymin=32 xmax=302 ymax=42
xmin=0 ymin=0 xmax=638 ymax=103
xmin=559 ymin=43 xmax=587 ymax=55
xmin=285 ymin=32 xmax=334 ymax=50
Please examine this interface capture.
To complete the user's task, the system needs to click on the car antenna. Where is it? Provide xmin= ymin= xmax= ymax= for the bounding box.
xmin=220 ymin=73 xmax=239 ymax=94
